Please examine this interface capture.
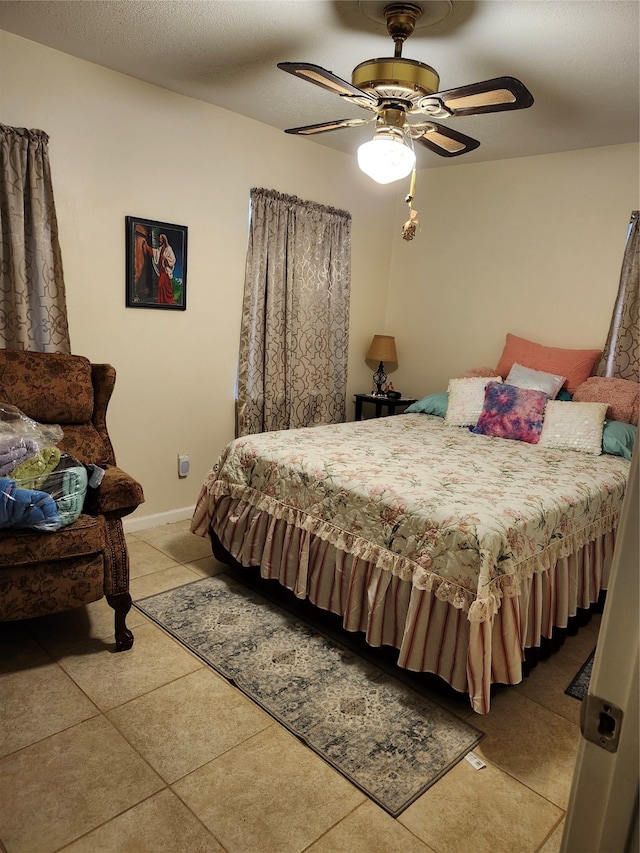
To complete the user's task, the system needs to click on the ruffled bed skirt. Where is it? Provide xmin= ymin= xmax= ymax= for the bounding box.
xmin=201 ymin=495 xmax=615 ymax=714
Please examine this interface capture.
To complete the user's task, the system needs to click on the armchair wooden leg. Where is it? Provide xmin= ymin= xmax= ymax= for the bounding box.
xmin=106 ymin=592 xmax=134 ymax=651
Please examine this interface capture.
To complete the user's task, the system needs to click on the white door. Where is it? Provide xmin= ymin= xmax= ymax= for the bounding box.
xmin=561 ymin=449 xmax=639 ymax=852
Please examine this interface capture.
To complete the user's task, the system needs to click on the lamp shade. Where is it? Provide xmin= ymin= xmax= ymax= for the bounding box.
xmin=366 ymin=335 xmax=397 ymax=363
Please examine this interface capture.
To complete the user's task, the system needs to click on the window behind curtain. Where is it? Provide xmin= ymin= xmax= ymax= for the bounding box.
xmin=237 ymin=188 xmax=351 ymax=436
xmin=596 ymin=210 xmax=639 ymax=383
xmin=0 ymin=124 xmax=70 ymax=352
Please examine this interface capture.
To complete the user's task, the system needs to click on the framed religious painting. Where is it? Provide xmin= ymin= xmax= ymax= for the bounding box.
xmin=125 ymin=216 xmax=188 ymax=310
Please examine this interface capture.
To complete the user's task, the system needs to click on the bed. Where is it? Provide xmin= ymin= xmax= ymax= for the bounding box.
xmin=191 ymin=366 xmax=634 ymax=714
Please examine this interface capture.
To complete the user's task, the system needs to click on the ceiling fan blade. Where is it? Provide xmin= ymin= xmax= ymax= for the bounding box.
xmin=414 ymin=122 xmax=481 ymax=157
xmin=278 ymin=62 xmax=377 ymax=102
xmin=284 ymin=118 xmax=369 ymax=135
xmin=430 ymin=76 xmax=534 ymax=116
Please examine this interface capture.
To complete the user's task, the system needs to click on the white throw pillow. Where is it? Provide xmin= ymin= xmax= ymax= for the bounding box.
xmin=539 ymin=401 xmax=608 ymax=454
xmin=506 ymin=362 xmax=566 ymax=399
xmin=445 ymin=377 xmax=502 ymax=427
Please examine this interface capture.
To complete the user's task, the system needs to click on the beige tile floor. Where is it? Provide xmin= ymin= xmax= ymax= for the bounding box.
xmin=0 ymin=520 xmax=601 ymax=853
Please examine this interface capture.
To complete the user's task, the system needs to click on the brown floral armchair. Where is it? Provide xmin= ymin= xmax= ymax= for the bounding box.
xmin=0 ymin=349 xmax=144 ymax=650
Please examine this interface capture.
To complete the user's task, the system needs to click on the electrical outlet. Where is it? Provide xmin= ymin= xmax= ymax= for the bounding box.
xmin=178 ymin=453 xmax=190 ymax=478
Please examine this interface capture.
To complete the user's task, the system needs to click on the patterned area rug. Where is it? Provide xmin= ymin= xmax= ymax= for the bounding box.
xmin=565 ymin=649 xmax=595 ymax=701
xmin=135 ymin=573 xmax=484 ymax=816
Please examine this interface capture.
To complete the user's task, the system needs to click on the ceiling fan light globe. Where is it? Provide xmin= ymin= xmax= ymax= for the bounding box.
xmin=357 ymin=137 xmax=416 ymax=184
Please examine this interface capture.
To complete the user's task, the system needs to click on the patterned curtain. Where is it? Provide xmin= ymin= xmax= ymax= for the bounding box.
xmin=596 ymin=210 xmax=639 ymax=382
xmin=0 ymin=124 xmax=70 ymax=352
xmin=237 ymin=188 xmax=351 ymax=436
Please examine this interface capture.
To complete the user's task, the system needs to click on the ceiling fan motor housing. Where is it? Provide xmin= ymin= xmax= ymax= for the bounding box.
xmin=352 ymin=3 xmax=440 ymax=108
xmin=352 ymin=58 xmax=440 ymax=107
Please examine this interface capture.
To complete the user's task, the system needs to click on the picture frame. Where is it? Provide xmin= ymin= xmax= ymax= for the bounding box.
xmin=125 ymin=216 xmax=187 ymax=310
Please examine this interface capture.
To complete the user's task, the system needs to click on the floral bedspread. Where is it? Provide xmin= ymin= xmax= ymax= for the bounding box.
xmin=193 ymin=414 xmax=629 ymax=622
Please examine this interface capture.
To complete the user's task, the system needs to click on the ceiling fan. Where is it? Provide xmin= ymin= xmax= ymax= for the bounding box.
xmin=278 ymin=2 xmax=534 ymax=183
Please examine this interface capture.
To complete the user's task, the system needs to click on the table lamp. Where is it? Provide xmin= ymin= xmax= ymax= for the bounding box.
xmin=366 ymin=334 xmax=397 ymax=396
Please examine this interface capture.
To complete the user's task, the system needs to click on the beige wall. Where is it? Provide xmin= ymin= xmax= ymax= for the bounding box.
xmin=1 ymin=31 xmax=396 ymax=525
xmin=386 ymin=143 xmax=639 ymax=399
xmin=2 ymin=31 xmax=638 ymax=527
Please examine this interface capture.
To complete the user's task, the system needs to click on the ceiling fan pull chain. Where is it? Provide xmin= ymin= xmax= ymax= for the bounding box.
xmin=402 ymin=168 xmax=420 ymax=241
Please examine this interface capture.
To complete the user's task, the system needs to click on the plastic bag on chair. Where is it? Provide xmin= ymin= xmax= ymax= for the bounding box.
xmin=0 ymin=402 xmax=63 ymax=476
xmin=0 ymin=403 xmax=88 ymax=531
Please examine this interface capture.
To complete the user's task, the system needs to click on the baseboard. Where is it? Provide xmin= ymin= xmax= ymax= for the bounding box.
xmin=123 ymin=506 xmax=195 ymax=534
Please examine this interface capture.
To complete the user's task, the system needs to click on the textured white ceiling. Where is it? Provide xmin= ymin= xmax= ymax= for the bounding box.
xmin=1 ymin=0 xmax=638 ymax=168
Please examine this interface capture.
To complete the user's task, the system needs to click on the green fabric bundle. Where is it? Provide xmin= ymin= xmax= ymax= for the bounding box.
xmin=10 ymin=446 xmax=61 ymax=489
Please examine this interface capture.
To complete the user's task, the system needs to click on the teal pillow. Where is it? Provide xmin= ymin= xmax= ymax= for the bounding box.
xmin=602 ymin=420 xmax=636 ymax=460
xmin=556 ymin=389 xmax=573 ymax=401
xmin=405 ymin=392 xmax=448 ymax=418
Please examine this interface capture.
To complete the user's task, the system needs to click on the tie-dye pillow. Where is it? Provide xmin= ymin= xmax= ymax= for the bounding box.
xmin=472 ymin=382 xmax=548 ymax=444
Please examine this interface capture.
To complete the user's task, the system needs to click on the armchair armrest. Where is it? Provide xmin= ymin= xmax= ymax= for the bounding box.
xmin=92 ymin=465 xmax=144 ymax=517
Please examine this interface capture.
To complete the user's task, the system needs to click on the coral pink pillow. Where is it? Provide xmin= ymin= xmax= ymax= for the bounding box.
xmin=459 ymin=366 xmax=499 ymax=379
xmin=573 ymin=377 xmax=639 ymax=425
xmin=495 ymin=334 xmax=601 ymax=395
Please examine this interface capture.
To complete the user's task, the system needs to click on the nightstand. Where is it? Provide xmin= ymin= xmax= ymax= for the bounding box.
xmin=354 ymin=393 xmax=418 ymax=421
